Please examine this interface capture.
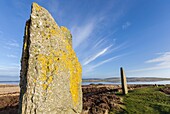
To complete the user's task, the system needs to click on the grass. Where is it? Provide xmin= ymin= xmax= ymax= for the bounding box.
xmin=110 ymin=85 xmax=170 ymax=114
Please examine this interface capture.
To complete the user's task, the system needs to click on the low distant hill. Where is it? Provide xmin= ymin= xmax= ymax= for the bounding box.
xmin=83 ymin=77 xmax=170 ymax=82
xmin=1 ymin=76 xmax=170 ymax=83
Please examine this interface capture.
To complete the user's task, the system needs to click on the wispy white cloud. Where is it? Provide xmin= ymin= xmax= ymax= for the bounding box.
xmin=84 ymin=55 xmax=120 ymax=73
xmin=92 ymin=30 xmax=117 ymax=49
xmin=105 ymin=42 xmax=127 ymax=55
xmin=146 ymin=52 xmax=170 ymax=64
xmin=7 ymin=54 xmax=18 ymax=58
xmin=83 ymin=45 xmax=112 ymax=66
xmin=6 ymin=42 xmax=19 ymax=47
xmin=71 ymin=20 xmax=96 ymax=49
xmin=129 ymin=52 xmax=170 ymax=72
xmin=91 ymin=56 xmax=120 ymax=69
xmin=2 ymin=41 xmax=19 ymax=50
xmin=122 ymin=21 xmax=131 ymax=30
xmin=0 ymin=66 xmax=20 ymax=76
xmin=93 ymin=38 xmax=105 ymax=49
xmin=6 ymin=40 xmax=19 ymax=47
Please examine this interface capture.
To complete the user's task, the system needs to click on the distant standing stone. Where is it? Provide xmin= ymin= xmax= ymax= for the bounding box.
xmin=18 ymin=2 xmax=82 ymax=114
xmin=120 ymin=67 xmax=128 ymax=95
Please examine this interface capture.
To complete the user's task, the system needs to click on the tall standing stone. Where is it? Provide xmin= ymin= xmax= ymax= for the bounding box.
xmin=19 ymin=3 xmax=82 ymax=114
xmin=120 ymin=67 xmax=128 ymax=95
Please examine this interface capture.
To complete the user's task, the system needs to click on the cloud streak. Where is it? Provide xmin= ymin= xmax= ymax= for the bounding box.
xmin=91 ymin=56 xmax=120 ymax=69
xmin=83 ymin=45 xmax=112 ymax=66
xmin=93 ymin=38 xmax=105 ymax=49
xmin=129 ymin=52 xmax=170 ymax=72
xmin=146 ymin=52 xmax=170 ymax=64
xmin=0 ymin=66 xmax=20 ymax=76
xmin=122 ymin=21 xmax=131 ymax=30
xmin=71 ymin=20 xmax=95 ymax=49
xmin=6 ymin=43 xmax=19 ymax=47
xmin=7 ymin=54 xmax=17 ymax=58
xmin=83 ymin=55 xmax=121 ymax=74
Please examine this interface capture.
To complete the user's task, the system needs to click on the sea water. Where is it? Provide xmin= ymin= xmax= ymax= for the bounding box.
xmin=82 ymin=81 xmax=170 ymax=85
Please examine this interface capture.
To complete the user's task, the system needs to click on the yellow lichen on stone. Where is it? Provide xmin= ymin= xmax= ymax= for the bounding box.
xmin=40 ymin=74 xmax=47 ymax=81
xmin=60 ymin=26 xmax=68 ymax=32
xmin=48 ymin=76 xmax=53 ymax=84
xmin=33 ymin=3 xmax=41 ymax=11
xmin=42 ymin=84 xmax=47 ymax=90
xmin=23 ymin=23 xmax=29 ymax=51
xmin=37 ymin=54 xmax=54 ymax=90
xmin=33 ymin=79 xmax=36 ymax=83
xmin=60 ymin=26 xmax=72 ymax=46
xmin=24 ymin=42 xmax=27 ymax=51
xmin=70 ymin=70 xmax=81 ymax=106
xmin=50 ymin=29 xmax=58 ymax=36
xmin=63 ymin=42 xmax=82 ymax=106
xmin=36 ymin=27 xmax=81 ymax=103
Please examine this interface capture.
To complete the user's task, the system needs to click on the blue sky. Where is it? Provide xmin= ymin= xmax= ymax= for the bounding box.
xmin=0 ymin=0 xmax=170 ymax=80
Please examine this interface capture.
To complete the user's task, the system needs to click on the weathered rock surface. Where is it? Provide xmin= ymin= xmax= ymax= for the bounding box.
xmin=19 ymin=3 xmax=82 ymax=114
xmin=120 ymin=67 xmax=128 ymax=95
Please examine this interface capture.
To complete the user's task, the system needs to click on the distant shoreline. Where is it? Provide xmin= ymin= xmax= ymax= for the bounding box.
xmin=0 ymin=77 xmax=170 ymax=85
xmin=82 ymin=77 xmax=170 ymax=82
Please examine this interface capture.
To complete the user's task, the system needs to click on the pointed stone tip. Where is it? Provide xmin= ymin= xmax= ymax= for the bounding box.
xmin=32 ymin=2 xmax=39 ymax=7
xmin=32 ymin=2 xmax=42 ymax=11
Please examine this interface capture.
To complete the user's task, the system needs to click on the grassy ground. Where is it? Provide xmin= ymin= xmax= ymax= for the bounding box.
xmin=110 ymin=85 xmax=170 ymax=114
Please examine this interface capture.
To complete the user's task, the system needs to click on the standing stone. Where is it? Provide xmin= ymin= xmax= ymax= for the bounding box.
xmin=19 ymin=3 xmax=82 ymax=114
xmin=120 ymin=67 xmax=128 ymax=95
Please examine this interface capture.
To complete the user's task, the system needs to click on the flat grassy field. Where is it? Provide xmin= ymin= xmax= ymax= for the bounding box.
xmin=110 ymin=85 xmax=170 ymax=114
